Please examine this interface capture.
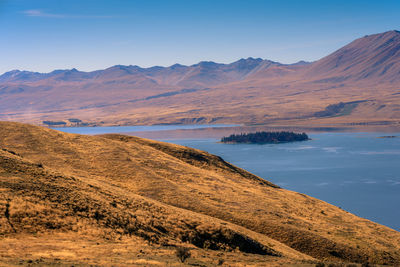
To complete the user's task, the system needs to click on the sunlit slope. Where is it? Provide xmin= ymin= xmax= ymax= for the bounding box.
xmin=0 ymin=122 xmax=399 ymax=265
xmin=1 ymin=148 xmax=310 ymax=266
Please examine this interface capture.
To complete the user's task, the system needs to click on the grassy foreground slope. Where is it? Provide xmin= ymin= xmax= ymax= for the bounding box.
xmin=0 ymin=122 xmax=399 ymax=266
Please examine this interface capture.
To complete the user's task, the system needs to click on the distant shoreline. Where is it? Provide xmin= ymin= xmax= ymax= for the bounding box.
xmin=47 ymin=122 xmax=400 ymax=139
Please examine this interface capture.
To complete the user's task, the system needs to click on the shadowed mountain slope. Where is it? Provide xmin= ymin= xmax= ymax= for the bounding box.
xmin=1 ymin=122 xmax=400 ymax=266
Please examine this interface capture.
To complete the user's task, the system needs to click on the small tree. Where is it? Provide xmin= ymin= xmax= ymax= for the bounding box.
xmin=175 ymin=247 xmax=191 ymax=263
xmin=5 ymin=200 xmax=16 ymax=232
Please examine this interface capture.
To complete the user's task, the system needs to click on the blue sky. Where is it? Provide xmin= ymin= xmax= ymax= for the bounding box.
xmin=0 ymin=0 xmax=399 ymax=73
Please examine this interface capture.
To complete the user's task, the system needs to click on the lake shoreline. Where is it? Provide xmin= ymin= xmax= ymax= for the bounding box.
xmin=50 ymin=123 xmax=400 ymax=139
xmin=123 ymin=125 xmax=400 ymax=140
xmin=162 ymin=133 xmax=400 ymax=231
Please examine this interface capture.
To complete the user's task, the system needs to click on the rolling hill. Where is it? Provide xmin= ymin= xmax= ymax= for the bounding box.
xmin=1 ymin=122 xmax=400 ymax=266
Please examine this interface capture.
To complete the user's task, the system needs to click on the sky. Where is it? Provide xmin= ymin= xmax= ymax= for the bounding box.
xmin=0 ymin=0 xmax=399 ymax=73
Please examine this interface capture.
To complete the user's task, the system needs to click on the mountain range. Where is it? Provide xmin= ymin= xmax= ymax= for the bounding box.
xmin=1 ymin=30 xmax=400 ymax=128
xmin=0 ymin=58 xmax=306 ymax=86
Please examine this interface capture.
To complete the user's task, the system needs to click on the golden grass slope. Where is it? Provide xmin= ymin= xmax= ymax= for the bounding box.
xmin=1 ymin=121 xmax=400 ymax=266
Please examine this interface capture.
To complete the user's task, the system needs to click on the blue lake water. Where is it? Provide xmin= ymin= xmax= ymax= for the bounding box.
xmin=160 ymin=133 xmax=400 ymax=231
xmin=54 ymin=126 xmax=400 ymax=231
xmin=53 ymin=124 xmax=238 ymax=135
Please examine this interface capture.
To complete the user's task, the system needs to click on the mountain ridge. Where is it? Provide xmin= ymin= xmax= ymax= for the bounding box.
xmin=0 ymin=57 xmax=290 ymax=80
xmin=304 ymin=30 xmax=400 ymax=83
xmin=2 ymin=30 xmax=398 ymax=84
xmin=0 ymin=30 xmax=400 ymax=128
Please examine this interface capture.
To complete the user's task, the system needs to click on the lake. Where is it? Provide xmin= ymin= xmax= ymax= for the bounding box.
xmin=161 ymin=132 xmax=400 ymax=231
xmin=55 ymin=126 xmax=400 ymax=231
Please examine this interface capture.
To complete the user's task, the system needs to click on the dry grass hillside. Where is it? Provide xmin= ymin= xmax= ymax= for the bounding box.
xmin=1 ymin=122 xmax=400 ymax=266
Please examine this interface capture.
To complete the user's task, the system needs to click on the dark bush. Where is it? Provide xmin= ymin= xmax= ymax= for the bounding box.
xmin=68 ymin=118 xmax=82 ymax=123
xmin=175 ymin=247 xmax=191 ymax=263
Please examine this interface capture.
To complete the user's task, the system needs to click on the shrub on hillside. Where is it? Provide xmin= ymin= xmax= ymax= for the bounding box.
xmin=175 ymin=247 xmax=191 ymax=263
